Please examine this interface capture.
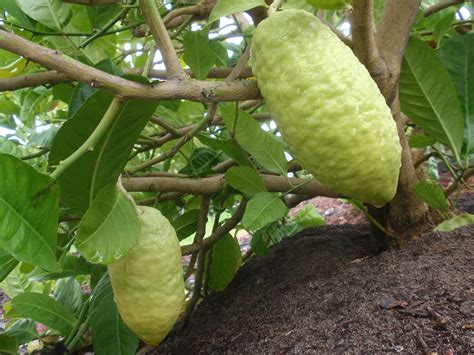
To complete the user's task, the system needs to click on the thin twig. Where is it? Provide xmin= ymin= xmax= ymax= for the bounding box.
xmin=80 ymin=6 xmax=130 ymax=48
xmin=127 ymin=104 xmax=218 ymax=173
xmin=267 ymin=0 xmax=284 ymax=16
xmin=317 ymin=14 xmax=352 ymax=47
xmin=414 ymin=151 xmax=439 ymax=168
xmin=444 ymin=167 xmax=474 ymax=196
xmin=184 ymin=195 xmax=211 ymax=280
xmin=150 ymin=115 xmax=182 ymax=137
xmin=424 ymin=0 xmax=464 ymax=17
xmin=181 ymin=199 xmax=247 ymax=255
xmin=178 ymin=247 xmax=207 ymax=326
xmin=21 ymin=147 xmax=49 ymax=160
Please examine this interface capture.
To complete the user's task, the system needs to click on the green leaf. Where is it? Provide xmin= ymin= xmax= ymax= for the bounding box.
xmin=69 ymin=59 xmax=123 ymax=118
xmin=90 ymin=274 xmax=139 ymax=355
xmin=197 ymin=134 xmax=249 ymax=167
xmin=0 ymin=154 xmax=59 ymax=271
xmin=172 ymin=210 xmax=200 ymax=241
xmin=221 ymin=105 xmax=287 ymax=174
xmin=0 ymin=99 xmax=20 ymax=115
xmin=306 ymin=0 xmax=350 ymax=10
xmin=208 ymin=234 xmax=242 ymax=291
xmin=281 ymin=0 xmax=314 ymax=11
xmin=408 ymin=134 xmax=437 ymax=148
xmin=29 ymin=256 xmax=93 ymax=281
xmin=52 ymin=83 xmax=75 ymax=104
xmin=209 ymin=0 xmax=266 ymax=24
xmin=269 ymin=222 xmax=304 ymax=242
xmin=209 ymin=41 xmax=229 ymax=67
xmin=0 ymin=334 xmax=18 ymax=354
xmin=1 ymin=319 xmax=37 ymax=345
xmin=12 ymin=293 xmax=77 ymax=336
xmin=435 ymin=213 xmax=474 ymax=232
xmin=293 ymin=204 xmax=325 ymax=228
xmin=0 ymin=249 xmax=19 ymax=283
xmin=0 ymin=266 xmax=39 ymax=298
xmin=242 ymin=192 xmax=288 ymax=230
xmin=87 ymin=4 xmax=122 ymax=29
xmin=54 ymin=278 xmax=83 ymax=316
xmin=179 ymin=147 xmax=221 ymax=176
xmin=76 ymin=186 xmax=139 ymax=265
xmin=433 ymin=11 xmax=455 ymax=46
xmin=16 ymin=0 xmax=71 ymax=30
xmin=414 ymin=180 xmax=449 ymax=213
xmin=400 ymin=38 xmax=464 ymax=161
xmin=49 ymin=90 xmax=158 ymax=215
xmin=0 ymin=138 xmax=22 ymax=157
xmin=225 ymin=166 xmax=267 ymax=196
xmin=438 ymin=33 xmax=474 ymax=154
xmin=250 ymin=230 xmax=268 ymax=256
xmin=0 ymin=0 xmax=36 ymax=28
xmin=183 ymin=30 xmax=216 ymax=80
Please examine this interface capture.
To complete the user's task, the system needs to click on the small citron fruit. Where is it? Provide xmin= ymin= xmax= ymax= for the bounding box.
xmin=108 ymin=206 xmax=185 ymax=345
xmin=251 ymin=10 xmax=402 ymax=206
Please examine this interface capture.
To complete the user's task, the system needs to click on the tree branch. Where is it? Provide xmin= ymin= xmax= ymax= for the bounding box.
xmin=0 ymin=29 xmax=259 ymax=102
xmin=424 ymin=0 xmax=464 ymax=17
xmin=351 ymin=0 xmax=387 ymax=82
xmin=372 ymin=0 xmax=421 ymax=101
xmin=376 ymin=0 xmax=422 ymax=72
xmin=164 ymin=0 xmax=215 ymax=25
xmin=122 ymin=174 xmax=338 ymax=197
xmin=0 ymin=71 xmax=70 ymax=91
xmin=0 ymin=67 xmax=254 ymax=92
xmin=139 ymin=0 xmax=185 ymax=80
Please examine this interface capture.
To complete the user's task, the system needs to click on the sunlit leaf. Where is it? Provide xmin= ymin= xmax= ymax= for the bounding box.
xmin=76 ymin=185 xmax=139 ymax=265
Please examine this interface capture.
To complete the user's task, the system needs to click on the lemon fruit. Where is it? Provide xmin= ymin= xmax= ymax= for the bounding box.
xmin=108 ymin=206 xmax=185 ymax=345
xmin=251 ymin=10 xmax=401 ymax=206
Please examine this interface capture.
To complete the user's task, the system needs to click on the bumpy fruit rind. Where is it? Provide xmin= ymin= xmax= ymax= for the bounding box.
xmin=251 ymin=10 xmax=402 ymax=206
xmin=108 ymin=206 xmax=185 ymax=345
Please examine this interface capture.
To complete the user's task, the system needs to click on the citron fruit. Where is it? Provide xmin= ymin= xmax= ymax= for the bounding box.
xmin=108 ymin=206 xmax=184 ymax=345
xmin=251 ymin=10 xmax=401 ymax=206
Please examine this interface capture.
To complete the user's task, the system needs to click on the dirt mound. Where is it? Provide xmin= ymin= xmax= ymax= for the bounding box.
xmin=157 ymin=222 xmax=474 ymax=353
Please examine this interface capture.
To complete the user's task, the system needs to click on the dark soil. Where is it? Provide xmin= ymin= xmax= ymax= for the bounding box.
xmin=157 ymin=195 xmax=474 ymax=353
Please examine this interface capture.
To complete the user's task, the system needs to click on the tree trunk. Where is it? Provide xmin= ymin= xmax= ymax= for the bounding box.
xmin=371 ymin=98 xmax=441 ymax=249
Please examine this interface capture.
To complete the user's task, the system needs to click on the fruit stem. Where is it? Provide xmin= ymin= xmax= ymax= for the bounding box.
xmin=64 ymin=299 xmax=90 ymax=350
xmin=51 ymin=97 xmax=126 ymax=180
xmin=268 ymin=0 xmax=285 ymax=16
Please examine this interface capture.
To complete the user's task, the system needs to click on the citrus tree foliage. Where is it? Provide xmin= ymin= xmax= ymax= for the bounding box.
xmin=0 ymin=0 xmax=472 ymax=352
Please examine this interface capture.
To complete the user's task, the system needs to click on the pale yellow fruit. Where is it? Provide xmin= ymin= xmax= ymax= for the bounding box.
xmin=251 ymin=10 xmax=402 ymax=206
xmin=108 ymin=206 xmax=184 ymax=345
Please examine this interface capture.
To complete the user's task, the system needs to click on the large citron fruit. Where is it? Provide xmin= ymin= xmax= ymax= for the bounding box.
xmin=108 ymin=206 xmax=184 ymax=345
xmin=251 ymin=10 xmax=402 ymax=207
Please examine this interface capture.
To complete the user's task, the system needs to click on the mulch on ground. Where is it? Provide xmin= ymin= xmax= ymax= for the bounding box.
xmin=157 ymin=195 xmax=474 ymax=353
